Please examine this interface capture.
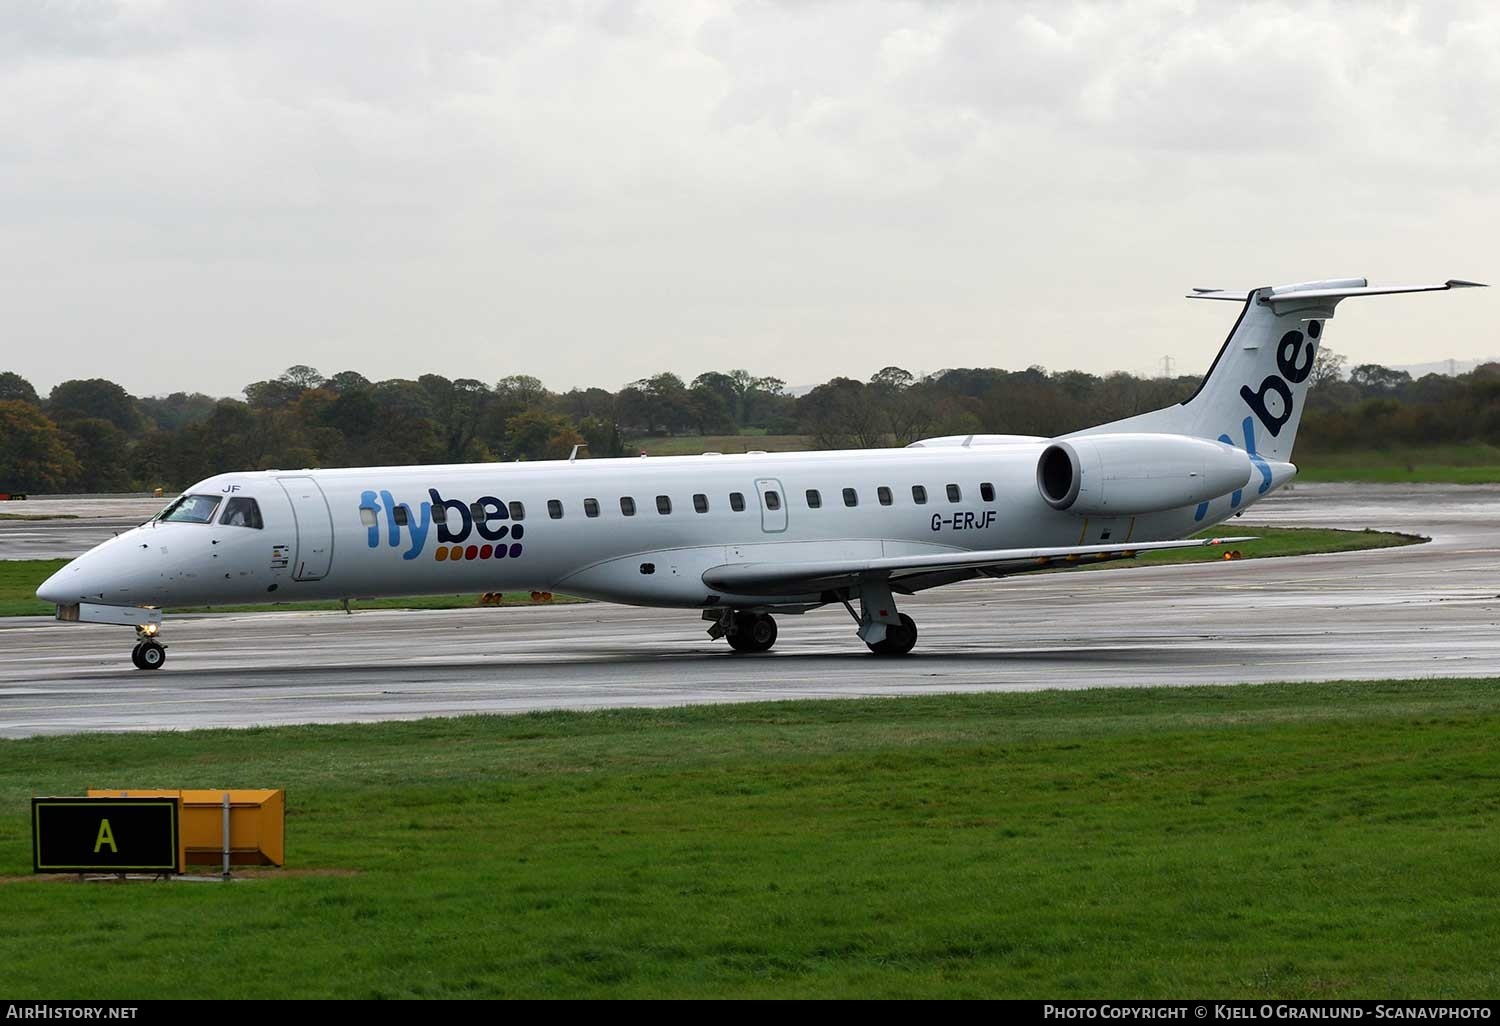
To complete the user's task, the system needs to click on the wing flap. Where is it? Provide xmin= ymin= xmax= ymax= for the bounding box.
xmin=702 ymin=536 xmax=1255 ymax=594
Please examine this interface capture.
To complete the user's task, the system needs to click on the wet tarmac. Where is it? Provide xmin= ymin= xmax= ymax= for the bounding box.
xmin=2 ymin=483 xmax=1497 ymax=737
xmin=0 ymin=496 xmax=163 ymax=560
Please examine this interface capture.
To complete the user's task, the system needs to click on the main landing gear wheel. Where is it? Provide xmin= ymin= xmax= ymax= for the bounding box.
xmin=867 ymin=613 xmax=918 ymax=656
xmin=131 ymin=639 xmax=166 ymax=670
xmin=727 ymin=612 xmax=778 ymax=653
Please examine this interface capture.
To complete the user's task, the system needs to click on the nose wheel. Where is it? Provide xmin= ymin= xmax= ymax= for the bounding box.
xmin=131 ymin=636 xmax=167 ymax=670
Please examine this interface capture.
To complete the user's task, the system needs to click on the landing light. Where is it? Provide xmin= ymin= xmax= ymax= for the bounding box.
xmin=140 ymin=623 xmax=160 ymax=637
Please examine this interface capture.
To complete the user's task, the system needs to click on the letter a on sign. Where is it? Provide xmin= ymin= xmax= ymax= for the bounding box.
xmin=94 ymin=818 xmax=117 ymax=853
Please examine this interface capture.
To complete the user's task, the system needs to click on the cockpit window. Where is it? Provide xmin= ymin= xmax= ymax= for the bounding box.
xmin=157 ymin=494 xmax=222 ymax=524
xmin=219 ymin=497 xmax=263 ymax=529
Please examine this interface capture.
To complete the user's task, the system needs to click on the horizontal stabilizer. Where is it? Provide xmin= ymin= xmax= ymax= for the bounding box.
xmin=1189 ymin=278 xmax=1486 ymax=305
xmin=703 ymin=535 xmax=1255 ymax=595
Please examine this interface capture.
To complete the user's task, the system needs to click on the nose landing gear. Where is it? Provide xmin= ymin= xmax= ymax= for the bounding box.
xmin=130 ymin=626 xmax=167 ymax=670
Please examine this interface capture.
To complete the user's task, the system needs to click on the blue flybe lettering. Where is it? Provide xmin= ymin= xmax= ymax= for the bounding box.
xmin=1194 ymin=414 xmax=1280 ymax=523
xmin=467 ymin=496 xmax=510 ymax=543
xmin=361 ymin=488 xmax=521 ymax=560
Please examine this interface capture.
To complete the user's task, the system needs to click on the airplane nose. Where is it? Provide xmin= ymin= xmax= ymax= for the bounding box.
xmin=36 ymin=564 xmax=73 ymax=605
xmin=36 ymin=548 xmax=124 ymax=606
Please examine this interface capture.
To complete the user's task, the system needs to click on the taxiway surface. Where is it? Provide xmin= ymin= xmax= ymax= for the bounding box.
xmin=2 ymin=484 xmax=1496 ymax=737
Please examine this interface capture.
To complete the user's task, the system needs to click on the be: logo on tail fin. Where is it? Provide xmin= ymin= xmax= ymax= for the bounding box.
xmin=1239 ymin=323 xmax=1319 ymax=437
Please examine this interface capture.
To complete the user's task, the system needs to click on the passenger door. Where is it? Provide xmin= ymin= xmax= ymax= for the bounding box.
xmin=277 ymin=476 xmax=334 ymax=581
xmin=755 ymin=478 xmax=788 ymax=534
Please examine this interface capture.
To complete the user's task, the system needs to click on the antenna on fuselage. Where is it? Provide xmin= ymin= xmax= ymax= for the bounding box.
xmin=569 ymin=443 xmax=588 ymax=463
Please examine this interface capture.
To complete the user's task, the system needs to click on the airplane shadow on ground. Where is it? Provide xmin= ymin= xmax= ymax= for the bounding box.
xmin=51 ymin=641 xmax=1279 ymax=687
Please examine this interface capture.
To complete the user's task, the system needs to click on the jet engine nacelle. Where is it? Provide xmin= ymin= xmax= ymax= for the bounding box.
xmin=1036 ymin=433 xmax=1253 ymax=516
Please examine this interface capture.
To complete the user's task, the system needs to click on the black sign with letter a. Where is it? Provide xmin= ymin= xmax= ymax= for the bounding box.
xmin=32 ymin=797 xmax=181 ymax=873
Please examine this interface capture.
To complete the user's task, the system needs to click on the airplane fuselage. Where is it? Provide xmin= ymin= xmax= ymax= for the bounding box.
xmin=45 ymin=443 xmax=1256 ymax=613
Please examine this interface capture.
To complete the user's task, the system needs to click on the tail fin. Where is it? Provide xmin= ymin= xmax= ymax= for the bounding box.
xmin=1077 ymin=277 xmax=1484 ymax=462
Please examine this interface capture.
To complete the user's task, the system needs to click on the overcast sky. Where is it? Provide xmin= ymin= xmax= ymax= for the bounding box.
xmin=2 ymin=0 xmax=1495 ymax=399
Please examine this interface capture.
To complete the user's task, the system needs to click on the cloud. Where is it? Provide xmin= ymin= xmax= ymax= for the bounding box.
xmin=0 ymin=0 xmax=1493 ymax=397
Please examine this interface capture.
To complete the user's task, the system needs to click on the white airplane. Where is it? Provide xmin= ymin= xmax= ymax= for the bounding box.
xmin=38 ymin=277 xmax=1483 ymax=669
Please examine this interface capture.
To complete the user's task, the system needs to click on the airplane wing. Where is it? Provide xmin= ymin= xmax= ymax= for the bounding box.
xmin=702 ymin=535 xmax=1254 ymax=596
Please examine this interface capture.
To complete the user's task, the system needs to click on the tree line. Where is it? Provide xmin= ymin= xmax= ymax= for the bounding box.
xmin=0 ymin=351 xmax=1495 ymax=493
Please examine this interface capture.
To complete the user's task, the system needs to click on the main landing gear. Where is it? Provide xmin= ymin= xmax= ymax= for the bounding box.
xmin=130 ymin=626 xmax=167 ymax=670
xmin=705 ymin=578 xmax=921 ymax=657
xmin=844 ymin=579 xmax=918 ymax=656
xmin=864 ymin=613 xmax=918 ymax=656
xmin=706 ymin=609 xmax=779 ymax=652
xmin=729 ymin=612 xmax=778 ymax=652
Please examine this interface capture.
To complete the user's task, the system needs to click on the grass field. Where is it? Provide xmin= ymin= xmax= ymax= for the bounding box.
xmin=0 ymin=526 xmax=1418 ymax=617
xmin=0 ymin=558 xmax=66 ymax=616
xmin=631 ymin=433 xmax=813 ymax=456
xmin=2 ymin=680 xmax=1499 ymax=998
xmin=1282 ymin=444 xmax=1500 ymax=484
xmin=0 ymin=513 xmax=78 ymax=521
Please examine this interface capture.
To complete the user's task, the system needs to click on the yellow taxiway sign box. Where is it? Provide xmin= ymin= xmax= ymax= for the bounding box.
xmin=88 ymin=789 xmax=284 ymax=867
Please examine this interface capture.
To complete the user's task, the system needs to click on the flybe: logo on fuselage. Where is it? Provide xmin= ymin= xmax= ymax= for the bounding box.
xmin=360 ymin=488 xmax=525 ymax=561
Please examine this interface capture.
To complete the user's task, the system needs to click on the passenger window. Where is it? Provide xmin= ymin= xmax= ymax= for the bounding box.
xmin=694 ymin=493 xmax=709 ymax=513
xmin=764 ymin=490 xmax=781 ymax=511
xmin=219 ymin=497 xmax=263 ymax=529
xmin=656 ymin=495 xmax=672 ymax=515
xmin=980 ymin=482 xmax=995 ymax=502
xmin=509 ymin=501 xmax=526 ymax=521
xmin=584 ymin=498 xmax=600 ymax=518
xmin=877 ymin=486 xmax=893 ymax=506
xmin=946 ymin=484 xmax=961 ymax=502
xmin=394 ymin=505 xmax=410 ymax=527
xmin=621 ymin=496 xmax=636 ymax=516
xmin=433 ymin=504 xmax=447 ymax=524
xmin=158 ymin=494 xmax=221 ymax=524
xmin=472 ymin=500 xmax=506 ymax=526
xmin=359 ymin=507 xmax=377 ymax=528
xmin=842 ymin=487 xmax=858 ymax=507
xmin=730 ymin=492 xmax=745 ymax=512
xmin=547 ymin=499 xmax=563 ymax=520
xmin=912 ymin=485 xmax=928 ymax=505
xmin=806 ymin=489 xmax=822 ymax=509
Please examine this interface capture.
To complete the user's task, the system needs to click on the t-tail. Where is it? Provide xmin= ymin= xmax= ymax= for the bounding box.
xmin=1075 ymin=277 xmax=1486 ymax=463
